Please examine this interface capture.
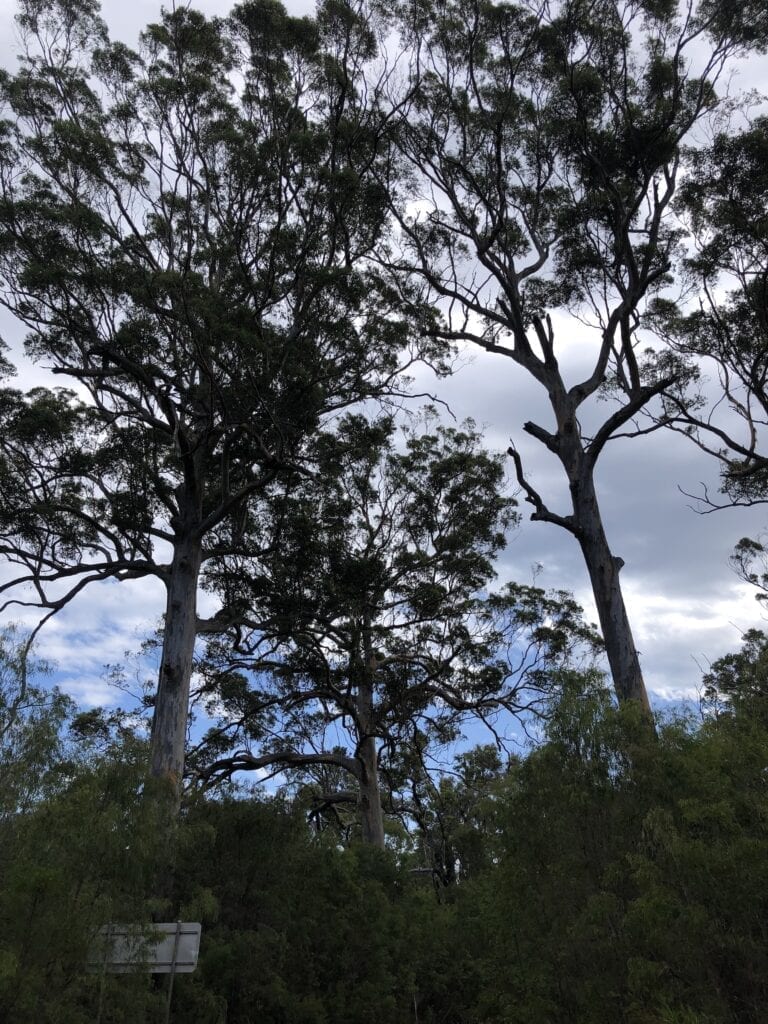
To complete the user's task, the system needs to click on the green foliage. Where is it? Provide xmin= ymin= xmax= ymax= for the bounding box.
xmin=175 ymin=650 xmax=768 ymax=1022
xmin=659 ymin=116 xmax=768 ymax=506
xmin=1 ymin=632 xmax=768 ymax=1022
xmin=387 ymin=0 xmax=764 ymax=709
xmin=193 ymin=411 xmax=600 ymax=843
xmin=407 ymin=743 xmax=509 ymax=886
xmin=0 ymin=630 xmax=168 ymax=1022
xmin=172 ymin=801 xmax=410 ymax=1022
xmin=466 ymin=667 xmax=768 ymax=1023
xmin=1 ymin=2 xmax=768 ymax=1020
xmin=0 ymin=627 xmax=68 ymax=815
xmin=702 ymin=626 xmax=768 ymax=721
xmin=697 ymin=0 xmax=768 ymax=51
xmin=0 ymin=0 xmax=437 ymax=793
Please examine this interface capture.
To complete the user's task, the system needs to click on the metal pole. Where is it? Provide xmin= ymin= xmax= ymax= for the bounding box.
xmin=96 ymin=925 xmax=110 ymax=1024
xmin=164 ymin=921 xmax=181 ymax=1024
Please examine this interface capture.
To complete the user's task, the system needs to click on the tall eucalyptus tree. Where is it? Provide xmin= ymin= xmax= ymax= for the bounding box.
xmin=0 ymin=0 xmax=432 ymax=806
xmin=384 ymin=0 xmax=760 ymax=709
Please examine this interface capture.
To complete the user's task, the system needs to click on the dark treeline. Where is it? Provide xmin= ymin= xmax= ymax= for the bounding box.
xmin=1 ymin=630 xmax=768 ymax=1022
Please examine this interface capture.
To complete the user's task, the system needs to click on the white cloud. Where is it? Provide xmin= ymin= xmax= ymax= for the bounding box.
xmin=21 ymin=576 xmax=167 ymax=707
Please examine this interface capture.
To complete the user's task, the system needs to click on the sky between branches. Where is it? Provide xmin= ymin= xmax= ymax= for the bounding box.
xmin=0 ymin=0 xmax=766 ymax=712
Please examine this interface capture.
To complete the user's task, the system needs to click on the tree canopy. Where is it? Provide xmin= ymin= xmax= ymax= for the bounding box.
xmin=380 ymin=0 xmax=766 ymax=710
xmin=0 ymin=1 xmax=768 ymax=1017
xmin=191 ymin=412 xmax=599 ymax=845
xmin=0 ymin=0 xmax=436 ymax=800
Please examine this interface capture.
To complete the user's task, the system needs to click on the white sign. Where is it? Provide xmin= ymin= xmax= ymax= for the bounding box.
xmin=89 ymin=922 xmax=202 ymax=974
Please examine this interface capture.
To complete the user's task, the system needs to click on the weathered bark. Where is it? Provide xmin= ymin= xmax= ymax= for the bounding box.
xmin=571 ymin=469 xmax=651 ymax=712
xmin=149 ymin=505 xmax=203 ymax=810
xmin=555 ymin=410 xmax=652 ymax=712
xmin=358 ymin=730 xmax=385 ymax=848
xmin=511 ymin=387 xmax=653 ymax=713
xmin=356 ymin=635 xmax=386 ymax=848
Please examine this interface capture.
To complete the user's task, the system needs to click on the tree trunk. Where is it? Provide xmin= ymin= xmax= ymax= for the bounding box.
xmin=149 ymin=524 xmax=203 ymax=810
xmin=355 ymin=638 xmax=386 ymax=847
xmin=569 ymin=462 xmax=651 ymax=712
xmin=358 ymin=730 xmax=385 ymax=848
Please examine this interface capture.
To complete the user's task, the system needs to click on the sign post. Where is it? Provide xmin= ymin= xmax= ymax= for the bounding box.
xmin=164 ymin=921 xmax=182 ymax=1024
xmin=88 ymin=921 xmax=201 ymax=1023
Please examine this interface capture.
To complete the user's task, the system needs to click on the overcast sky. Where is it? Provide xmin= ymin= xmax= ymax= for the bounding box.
xmin=0 ymin=0 xmax=766 ymax=713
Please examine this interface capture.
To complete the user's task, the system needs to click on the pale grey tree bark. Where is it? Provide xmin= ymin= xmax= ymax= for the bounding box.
xmin=150 ymin=529 xmax=204 ymax=803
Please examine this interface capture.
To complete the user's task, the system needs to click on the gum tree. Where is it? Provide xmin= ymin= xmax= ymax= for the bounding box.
xmin=385 ymin=0 xmax=758 ymax=709
xmin=192 ymin=414 xmax=600 ymax=846
xmin=0 ymin=0 xmax=431 ymax=807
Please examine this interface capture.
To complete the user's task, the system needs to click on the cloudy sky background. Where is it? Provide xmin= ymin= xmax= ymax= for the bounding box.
xmin=0 ymin=0 xmax=766 ymax=714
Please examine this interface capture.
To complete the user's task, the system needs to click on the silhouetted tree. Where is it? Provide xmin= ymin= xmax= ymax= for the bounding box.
xmin=0 ymin=0 xmax=432 ymax=805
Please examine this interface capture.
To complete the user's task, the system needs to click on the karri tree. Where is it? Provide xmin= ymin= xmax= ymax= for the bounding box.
xmin=0 ymin=0 xmax=432 ymax=806
xmin=192 ymin=413 xmax=600 ymax=846
xmin=384 ymin=0 xmax=762 ymax=709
